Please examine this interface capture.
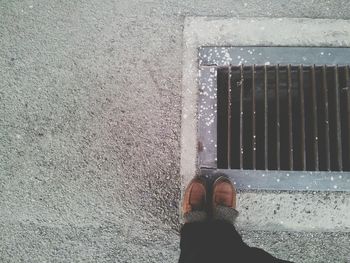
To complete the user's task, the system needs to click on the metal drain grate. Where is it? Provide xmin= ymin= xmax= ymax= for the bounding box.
xmin=217 ymin=65 xmax=350 ymax=172
xmin=198 ymin=47 xmax=350 ymax=191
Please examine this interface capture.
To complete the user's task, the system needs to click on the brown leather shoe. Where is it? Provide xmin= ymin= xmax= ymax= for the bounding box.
xmin=212 ymin=176 xmax=236 ymax=209
xmin=182 ymin=177 xmax=206 ymax=215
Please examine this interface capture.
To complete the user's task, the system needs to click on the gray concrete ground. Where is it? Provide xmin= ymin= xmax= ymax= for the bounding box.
xmin=1 ymin=0 xmax=350 ymax=262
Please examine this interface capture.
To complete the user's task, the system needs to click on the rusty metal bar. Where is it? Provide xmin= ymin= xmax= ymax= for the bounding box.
xmin=239 ymin=65 xmax=244 ymax=169
xmin=311 ymin=65 xmax=319 ymax=171
xmin=346 ymin=65 xmax=350 ymax=166
xmin=322 ymin=65 xmax=331 ymax=171
xmin=227 ymin=66 xmax=232 ymax=168
xmin=264 ymin=65 xmax=268 ymax=170
xmin=299 ymin=65 xmax=306 ymax=170
xmin=276 ymin=65 xmax=280 ymax=170
xmin=287 ymin=65 xmax=294 ymax=170
xmin=334 ymin=65 xmax=343 ymax=171
xmin=252 ymin=65 xmax=256 ymax=170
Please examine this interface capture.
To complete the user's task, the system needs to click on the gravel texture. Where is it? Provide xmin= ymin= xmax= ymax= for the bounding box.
xmin=1 ymin=0 xmax=350 ymax=262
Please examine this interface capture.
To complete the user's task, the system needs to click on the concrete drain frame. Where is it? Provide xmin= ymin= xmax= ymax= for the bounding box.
xmin=180 ymin=17 xmax=350 ymax=231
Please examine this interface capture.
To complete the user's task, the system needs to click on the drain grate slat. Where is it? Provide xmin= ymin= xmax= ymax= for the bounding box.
xmin=299 ymin=65 xmax=307 ymax=170
xmin=227 ymin=66 xmax=232 ymax=168
xmin=275 ymin=65 xmax=281 ymax=170
xmin=252 ymin=64 xmax=257 ymax=169
xmin=334 ymin=65 xmax=343 ymax=171
xmin=322 ymin=65 xmax=331 ymax=171
xmin=217 ymin=64 xmax=350 ymax=171
xmin=264 ymin=65 xmax=269 ymax=170
xmin=287 ymin=65 xmax=294 ymax=170
xmin=239 ymin=65 xmax=244 ymax=169
xmin=311 ymin=66 xmax=319 ymax=171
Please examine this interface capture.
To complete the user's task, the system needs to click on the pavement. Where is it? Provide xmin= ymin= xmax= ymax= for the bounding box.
xmin=1 ymin=0 xmax=350 ymax=262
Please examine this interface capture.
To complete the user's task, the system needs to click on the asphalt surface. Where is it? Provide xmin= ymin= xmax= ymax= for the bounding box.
xmin=1 ymin=0 xmax=350 ymax=262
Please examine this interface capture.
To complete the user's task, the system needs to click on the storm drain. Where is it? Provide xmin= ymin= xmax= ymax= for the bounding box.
xmin=198 ymin=47 xmax=350 ymax=191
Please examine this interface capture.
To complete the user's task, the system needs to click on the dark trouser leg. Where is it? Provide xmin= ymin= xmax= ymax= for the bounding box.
xmin=178 ymin=222 xmax=211 ymax=263
xmin=179 ymin=220 xmax=294 ymax=263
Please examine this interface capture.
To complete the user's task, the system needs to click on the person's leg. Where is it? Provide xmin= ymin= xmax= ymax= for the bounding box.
xmin=179 ymin=176 xmax=294 ymax=263
xmin=179 ymin=177 xmax=208 ymax=263
xmin=179 ymin=221 xmax=209 ymax=263
xmin=209 ymin=177 xmax=248 ymax=262
xmin=207 ymin=219 xmax=293 ymax=263
xmin=211 ymin=177 xmax=294 ymax=263
xmin=179 ymin=177 xmax=243 ymax=263
xmin=246 ymin=247 xmax=293 ymax=263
